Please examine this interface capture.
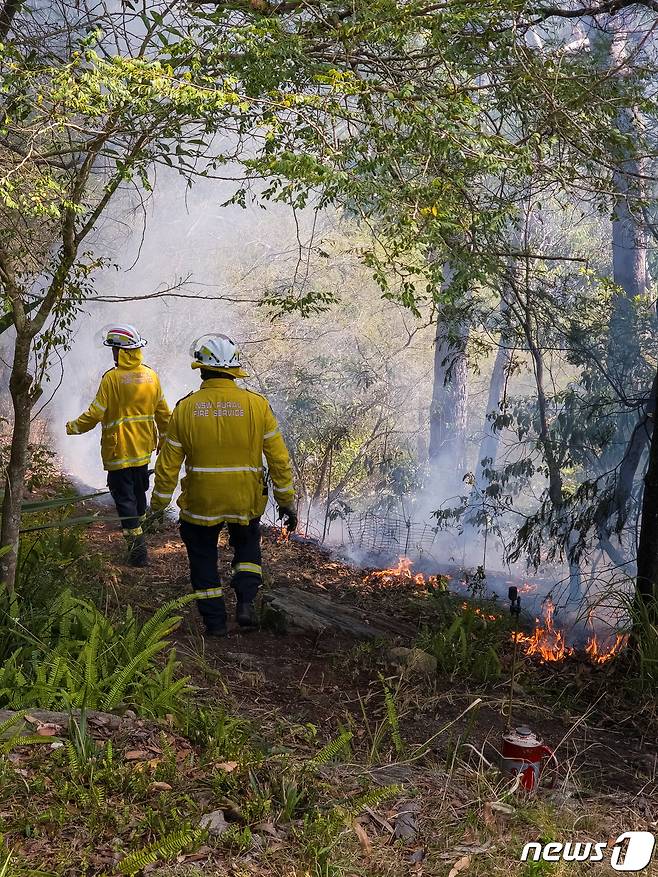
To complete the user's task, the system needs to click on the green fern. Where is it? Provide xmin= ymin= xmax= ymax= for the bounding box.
xmin=343 ymin=784 xmax=400 ymax=817
xmin=65 ymin=740 xmax=81 ymax=774
xmin=0 ymin=734 xmax=49 ymax=754
xmin=103 ymin=739 xmax=113 ymax=768
xmin=0 ymin=710 xmax=27 ymax=737
xmin=380 ymin=677 xmax=404 ymax=755
xmin=84 ymin=622 xmax=100 ymax=697
xmin=44 ymin=652 xmax=68 ymax=709
xmin=0 ymin=590 xmax=192 ymax=717
xmin=132 ymin=593 xmax=197 ymax=653
xmin=118 ymin=827 xmax=203 ymax=875
xmin=307 ymin=729 xmax=353 ymax=768
xmin=101 ymin=641 xmax=168 ymax=710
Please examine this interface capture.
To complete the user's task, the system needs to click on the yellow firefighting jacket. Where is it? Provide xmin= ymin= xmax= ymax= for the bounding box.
xmin=151 ymin=376 xmax=295 ymax=526
xmin=66 ymin=348 xmax=171 ymax=471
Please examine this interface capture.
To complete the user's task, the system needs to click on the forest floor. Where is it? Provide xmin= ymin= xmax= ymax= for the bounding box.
xmin=3 ymin=514 xmax=658 ymax=876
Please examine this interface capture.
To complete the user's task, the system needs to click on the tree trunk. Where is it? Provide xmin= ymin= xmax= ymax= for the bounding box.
xmin=0 ymin=331 xmax=34 ymax=592
xmin=476 ymin=299 xmax=512 ymax=489
xmin=608 ymin=118 xmax=646 ymax=387
xmin=635 ymin=368 xmax=658 ymax=608
xmin=428 ymin=294 xmax=470 ymax=484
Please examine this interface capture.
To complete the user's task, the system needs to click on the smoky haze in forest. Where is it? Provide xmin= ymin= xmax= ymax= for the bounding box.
xmin=43 ymin=170 xmax=570 ymax=587
xmin=44 ymin=173 xmax=638 ymax=626
xmin=51 ymin=172 xmax=315 ymax=490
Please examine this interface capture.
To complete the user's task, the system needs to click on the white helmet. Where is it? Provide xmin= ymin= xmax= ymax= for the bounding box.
xmin=102 ymin=324 xmax=147 ymax=349
xmin=190 ymin=333 xmax=249 ymax=377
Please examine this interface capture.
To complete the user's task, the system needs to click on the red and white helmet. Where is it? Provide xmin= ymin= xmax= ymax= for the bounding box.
xmin=190 ymin=333 xmax=249 ymax=377
xmin=102 ymin=324 xmax=147 ymax=349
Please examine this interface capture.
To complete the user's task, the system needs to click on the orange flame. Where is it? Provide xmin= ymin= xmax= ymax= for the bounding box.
xmin=585 ymin=632 xmax=628 ymax=664
xmin=519 ymin=582 xmax=538 ymax=594
xmin=368 ymin=556 xmax=438 ymax=588
xmin=513 ymin=598 xmax=574 ymax=663
xmin=277 ymin=526 xmax=289 ymax=544
xmin=461 ymin=602 xmax=500 ymax=622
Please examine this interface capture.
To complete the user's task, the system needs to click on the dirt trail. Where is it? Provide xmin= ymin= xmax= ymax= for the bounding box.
xmin=86 ymin=517 xmax=658 ymax=803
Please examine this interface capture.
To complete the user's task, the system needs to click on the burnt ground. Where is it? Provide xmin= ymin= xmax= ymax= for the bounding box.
xmin=85 ymin=517 xmax=658 ymax=806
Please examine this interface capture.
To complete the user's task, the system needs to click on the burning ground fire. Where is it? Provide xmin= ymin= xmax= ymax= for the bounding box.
xmin=513 ymin=598 xmax=629 ymax=665
xmin=367 ymin=556 xmax=446 ymax=590
xmin=366 ymin=558 xmax=628 ymax=666
xmin=513 ymin=598 xmax=574 ymax=662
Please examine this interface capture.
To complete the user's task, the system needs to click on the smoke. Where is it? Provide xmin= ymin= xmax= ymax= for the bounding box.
xmin=48 ymin=169 xmax=330 ymax=489
xmin=39 ymin=165 xmax=631 ymax=637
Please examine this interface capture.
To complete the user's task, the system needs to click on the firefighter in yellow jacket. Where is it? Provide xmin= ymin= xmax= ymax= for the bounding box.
xmin=66 ymin=324 xmax=171 ymax=567
xmin=150 ymin=334 xmax=297 ymax=637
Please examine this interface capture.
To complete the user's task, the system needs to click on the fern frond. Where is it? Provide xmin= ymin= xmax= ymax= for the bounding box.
xmin=0 ymin=710 xmax=27 ymax=737
xmin=84 ymin=622 xmax=100 ymax=696
xmin=381 ymin=677 xmax=404 ymax=755
xmin=118 ymin=828 xmax=203 ymax=875
xmin=65 ymin=740 xmax=80 ymax=774
xmin=101 ymin=641 xmax=167 ymax=710
xmin=344 ymin=784 xmax=401 ymax=817
xmin=0 ymin=734 xmax=49 ymax=753
xmin=132 ymin=594 xmax=197 ymax=654
xmin=307 ymin=729 xmax=353 ymax=769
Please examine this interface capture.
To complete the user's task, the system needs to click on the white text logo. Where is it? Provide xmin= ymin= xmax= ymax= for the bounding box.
xmin=520 ymin=832 xmax=656 ymax=871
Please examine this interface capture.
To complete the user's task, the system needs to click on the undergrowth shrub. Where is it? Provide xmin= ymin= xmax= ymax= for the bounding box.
xmin=16 ymin=524 xmax=95 ymax=609
xmin=0 ymin=589 xmax=196 ymax=716
xmin=417 ymin=601 xmax=509 ymax=682
xmin=627 ymin=595 xmax=658 ymax=693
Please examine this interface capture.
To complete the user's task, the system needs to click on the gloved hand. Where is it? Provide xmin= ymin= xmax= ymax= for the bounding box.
xmin=278 ymin=505 xmax=298 ymax=532
xmin=143 ymin=507 xmax=165 ymax=533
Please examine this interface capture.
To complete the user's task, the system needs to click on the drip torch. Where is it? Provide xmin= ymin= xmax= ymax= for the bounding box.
xmin=506 ymin=586 xmax=521 ymax=730
xmin=501 ymin=586 xmax=557 ymax=791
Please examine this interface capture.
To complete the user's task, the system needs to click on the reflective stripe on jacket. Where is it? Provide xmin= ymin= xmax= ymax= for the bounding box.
xmin=151 ymin=376 xmax=294 ymax=525
xmin=66 ymin=348 xmax=171 ymax=471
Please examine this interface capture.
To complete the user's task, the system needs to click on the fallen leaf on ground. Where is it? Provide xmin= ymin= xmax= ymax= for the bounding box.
xmin=35 ymin=723 xmax=62 ymax=736
xmin=448 ymin=855 xmax=471 ymax=877
xmin=454 ymin=842 xmax=491 ymax=854
xmin=254 ymin=821 xmax=280 ymax=838
xmin=353 ymin=820 xmax=372 ymax=855
xmin=181 ymin=846 xmax=211 ymax=862
xmin=149 ymin=781 xmax=172 ymax=792
xmin=490 ymin=802 xmax=515 ymax=816
xmin=215 ymin=761 xmax=238 ymax=772
xmin=124 ymin=750 xmax=149 ymax=760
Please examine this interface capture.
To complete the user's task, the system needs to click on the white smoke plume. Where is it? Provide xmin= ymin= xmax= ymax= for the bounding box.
xmin=49 ymin=170 xmax=329 ymax=489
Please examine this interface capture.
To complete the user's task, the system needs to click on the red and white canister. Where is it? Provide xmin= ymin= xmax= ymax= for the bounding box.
xmin=501 ymin=725 xmax=557 ymax=791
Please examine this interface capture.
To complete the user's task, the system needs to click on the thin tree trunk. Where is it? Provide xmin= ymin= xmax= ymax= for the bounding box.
xmin=0 ymin=331 xmax=35 ymax=591
xmin=636 ymin=369 xmax=658 ymax=608
xmin=428 ymin=290 xmax=470 ymax=482
xmin=476 ymin=299 xmax=512 ymax=489
xmin=608 ymin=116 xmax=646 ymax=388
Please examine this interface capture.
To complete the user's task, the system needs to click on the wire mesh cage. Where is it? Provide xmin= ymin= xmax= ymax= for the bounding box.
xmin=344 ymin=511 xmax=442 ymax=559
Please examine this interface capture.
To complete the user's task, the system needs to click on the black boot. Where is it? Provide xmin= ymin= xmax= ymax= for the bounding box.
xmin=205 ymin=622 xmax=228 ymax=638
xmin=127 ymin=533 xmax=148 ymax=568
xmin=236 ymin=601 xmax=258 ymax=629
